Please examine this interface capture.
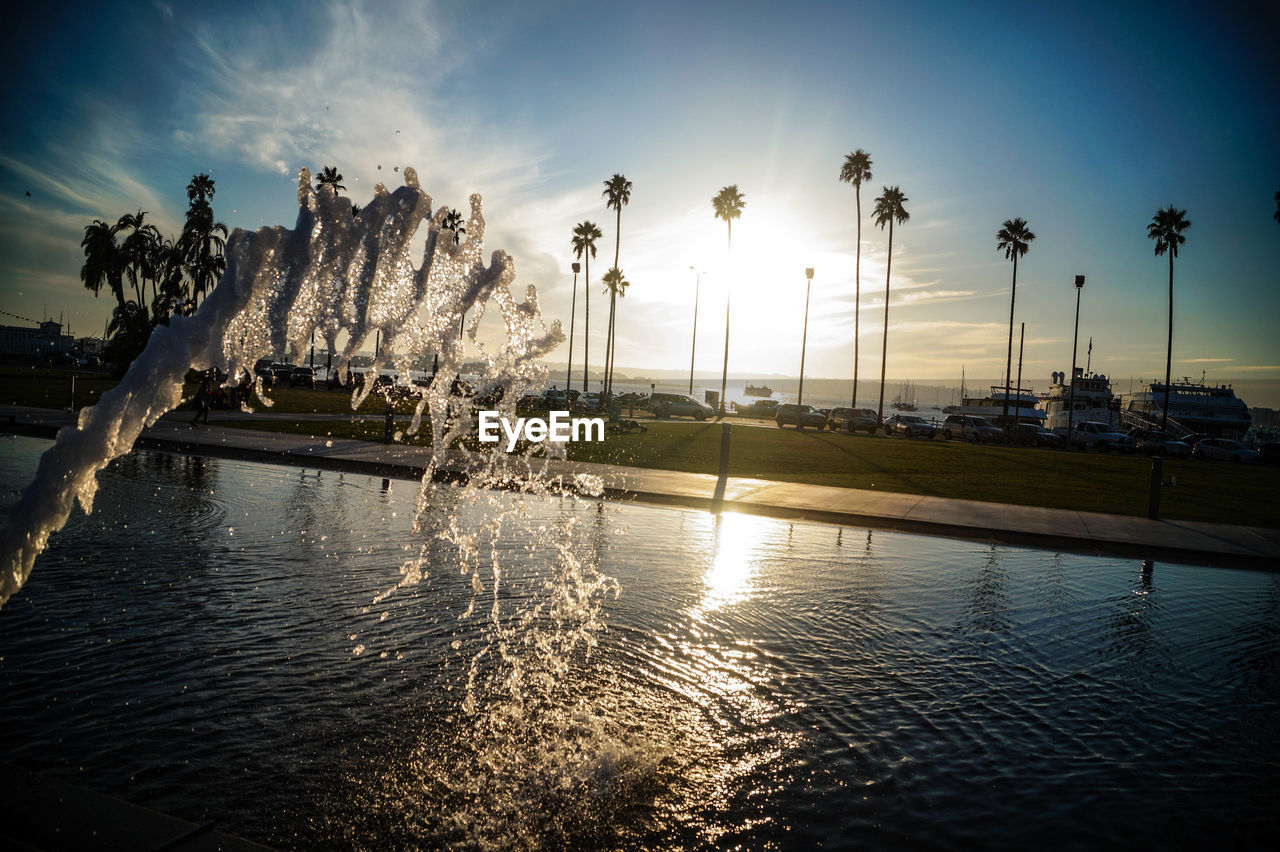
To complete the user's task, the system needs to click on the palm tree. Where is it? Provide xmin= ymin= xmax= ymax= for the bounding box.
xmin=441 ymin=209 xmax=465 ymax=244
xmin=316 ymin=166 xmax=345 ymax=194
xmin=996 ymin=217 xmax=1036 ymax=434
xmin=187 ymin=173 xmax=216 ymax=206
xmin=602 ymin=174 xmax=632 ymax=394
xmin=712 ymin=185 xmax=745 ymax=417
xmin=601 ymin=267 xmax=629 ymax=393
xmin=1274 ymin=188 xmax=1279 ymax=224
xmin=1147 ymin=205 xmax=1191 ymax=431
xmin=839 ymin=149 xmax=872 ymax=407
xmin=871 ymin=186 xmax=909 ymax=429
xmin=116 ymin=210 xmax=160 ymax=308
xmin=80 ymin=219 xmax=126 ymax=309
xmin=571 ymin=221 xmax=602 ymax=392
xmin=181 ymin=174 xmax=227 ymax=312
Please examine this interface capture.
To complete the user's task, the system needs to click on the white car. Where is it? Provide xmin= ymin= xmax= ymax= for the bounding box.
xmin=1192 ymin=438 xmax=1262 ymax=464
xmin=1061 ymin=421 xmax=1135 ymax=453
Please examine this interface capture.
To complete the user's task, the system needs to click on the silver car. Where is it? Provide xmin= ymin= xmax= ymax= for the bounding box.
xmin=649 ymin=392 xmax=713 ymax=420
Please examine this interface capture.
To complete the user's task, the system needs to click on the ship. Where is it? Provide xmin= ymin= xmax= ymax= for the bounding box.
xmin=744 ymin=382 xmax=774 ymax=397
xmin=953 ymin=386 xmax=1046 ymax=426
xmin=891 ymin=381 xmax=917 ymax=411
xmin=1120 ymin=378 xmax=1251 ymax=439
xmin=1039 ymin=368 xmax=1118 ymax=431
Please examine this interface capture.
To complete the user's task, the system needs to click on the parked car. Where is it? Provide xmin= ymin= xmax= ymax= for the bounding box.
xmin=737 ymin=398 xmax=780 ymax=418
xmin=941 ymin=414 xmax=1004 ymax=443
xmin=774 ymin=403 xmax=827 ymax=429
xmin=253 ymin=359 xmax=275 ymax=387
xmin=827 ymin=407 xmax=879 ymax=434
xmin=649 ymin=392 xmax=714 ymax=420
xmin=1192 ymin=437 xmax=1262 ymax=464
xmin=1129 ymin=429 xmax=1192 ymax=458
xmin=1012 ymin=423 xmax=1064 ymax=448
xmin=288 ymin=366 xmax=316 ymax=389
xmin=1060 ymin=421 xmax=1135 ymax=453
xmin=575 ymin=392 xmax=605 ymax=413
xmin=543 ymin=388 xmax=575 ymax=409
xmin=886 ymin=414 xmax=937 ymax=439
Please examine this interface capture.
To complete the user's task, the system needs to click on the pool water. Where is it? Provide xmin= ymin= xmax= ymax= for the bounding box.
xmin=0 ymin=436 xmax=1276 ymax=849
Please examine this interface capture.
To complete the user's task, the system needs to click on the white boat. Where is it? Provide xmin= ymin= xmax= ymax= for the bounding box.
xmin=1039 ymin=369 xmax=1117 ymax=431
xmin=953 ymin=386 xmax=1044 ymax=426
xmin=1120 ymin=378 xmax=1251 ymax=439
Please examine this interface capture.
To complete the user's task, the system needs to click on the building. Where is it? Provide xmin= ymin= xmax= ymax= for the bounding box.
xmin=0 ymin=320 xmax=75 ymax=359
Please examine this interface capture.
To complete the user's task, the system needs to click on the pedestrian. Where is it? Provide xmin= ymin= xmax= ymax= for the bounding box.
xmin=191 ymin=369 xmax=212 ymax=425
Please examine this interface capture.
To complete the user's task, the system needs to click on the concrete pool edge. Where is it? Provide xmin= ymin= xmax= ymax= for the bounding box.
xmin=4 ymin=405 xmax=1278 ymax=570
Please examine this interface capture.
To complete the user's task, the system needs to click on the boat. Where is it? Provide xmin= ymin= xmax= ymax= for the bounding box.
xmin=1039 ymin=369 xmax=1118 ymax=431
xmin=953 ymin=386 xmax=1045 ymax=426
xmin=744 ymin=383 xmax=773 ymax=397
xmin=891 ymin=381 xmax=917 ymax=411
xmin=1119 ymin=378 xmax=1251 ymax=439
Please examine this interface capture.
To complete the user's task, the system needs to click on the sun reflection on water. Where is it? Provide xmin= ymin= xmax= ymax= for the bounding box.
xmin=692 ymin=512 xmax=774 ymax=617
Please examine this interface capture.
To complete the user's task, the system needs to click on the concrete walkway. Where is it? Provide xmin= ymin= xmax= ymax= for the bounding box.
xmin=4 ymin=404 xmax=1278 ymax=567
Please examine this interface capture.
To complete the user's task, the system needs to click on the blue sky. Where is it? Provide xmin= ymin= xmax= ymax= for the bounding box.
xmin=2 ymin=0 xmax=1277 ymax=400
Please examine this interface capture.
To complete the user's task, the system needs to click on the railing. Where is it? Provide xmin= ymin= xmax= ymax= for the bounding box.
xmin=1120 ymin=408 xmax=1193 ymax=438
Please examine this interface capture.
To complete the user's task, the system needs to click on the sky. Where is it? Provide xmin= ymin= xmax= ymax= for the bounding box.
xmin=2 ymin=0 xmax=1278 ymax=402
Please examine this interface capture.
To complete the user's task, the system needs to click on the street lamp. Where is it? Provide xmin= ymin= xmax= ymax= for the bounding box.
xmin=688 ymin=266 xmax=701 ymax=395
xmin=1066 ymin=275 xmax=1085 ymax=448
xmin=565 ymin=262 xmax=580 ymax=392
xmin=798 ymin=267 xmax=814 ymax=405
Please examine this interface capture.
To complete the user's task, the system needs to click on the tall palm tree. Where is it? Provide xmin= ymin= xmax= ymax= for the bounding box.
xmin=839 ymin=149 xmax=872 ymax=407
xmin=1147 ymin=205 xmax=1191 ymax=431
xmin=996 ymin=217 xmax=1036 ymax=433
xmin=712 ymin=185 xmax=745 ymax=417
xmin=181 ymin=174 xmax=226 ymax=312
xmin=871 ymin=186 xmax=909 ymax=428
xmin=602 ymin=174 xmax=632 ymax=394
xmin=316 ymin=166 xmax=345 ymax=194
xmin=602 ymin=267 xmax=629 ymax=392
xmin=571 ymin=221 xmax=602 ymax=392
xmin=80 ymin=219 xmax=126 ymax=309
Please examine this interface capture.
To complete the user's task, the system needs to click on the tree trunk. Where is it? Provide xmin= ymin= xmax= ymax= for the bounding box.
xmin=583 ymin=254 xmax=590 ymax=392
xmin=565 ymin=271 xmax=578 ymax=392
xmin=853 ymin=187 xmax=861 ymax=408
xmin=1003 ymin=252 xmax=1018 ymax=437
xmin=877 ymin=222 xmax=893 ymax=427
xmin=1162 ymin=251 xmax=1173 ymax=430
xmin=719 ymin=221 xmax=732 ymax=418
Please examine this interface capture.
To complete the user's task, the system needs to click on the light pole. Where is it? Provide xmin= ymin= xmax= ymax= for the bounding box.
xmin=565 ymin=262 xmax=580 ymax=393
xmin=688 ymin=266 xmax=701 ymax=395
xmin=1066 ymin=275 xmax=1085 ymax=448
xmin=798 ymin=267 xmax=814 ymax=405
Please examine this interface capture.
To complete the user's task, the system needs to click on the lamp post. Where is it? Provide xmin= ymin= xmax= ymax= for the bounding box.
xmin=566 ymin=262 xmax=580 ymax=393
xmin=688 ymin=266 xmax=701 ymax=395
xmin=798 ymin=267 xmax=814 ymax=405
xmin=1066 ymin=275 xmax=1085 ymax=449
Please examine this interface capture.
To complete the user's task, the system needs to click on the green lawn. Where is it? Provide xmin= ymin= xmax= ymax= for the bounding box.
xmin=567 ymin=422 xmax=1280 ymax=527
